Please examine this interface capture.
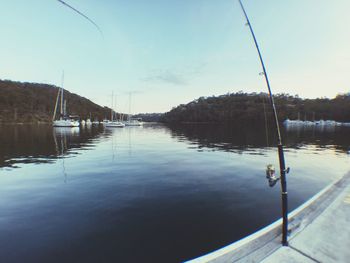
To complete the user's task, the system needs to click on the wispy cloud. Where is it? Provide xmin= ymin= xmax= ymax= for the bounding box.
xmin=140 ymin=63 xmax=208 ymax=86
xmin=141 ymin=70 xmax=187 ymax=86
xmin=119 ymin=90 xmax=143 ymax=95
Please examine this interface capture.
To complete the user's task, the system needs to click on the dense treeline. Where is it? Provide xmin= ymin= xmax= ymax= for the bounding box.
xmin=133 ymin=113 xmax=163 ymax=122
xmin=0 ymin=79 xmax=111 ymax=123
xmin=2 ymin=79 xmax=349 ymax=124
xmin=161 ymin=92 xmax=350 ymax=124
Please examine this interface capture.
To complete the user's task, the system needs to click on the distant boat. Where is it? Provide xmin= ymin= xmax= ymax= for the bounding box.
xmin=86 ymin=119 xmax=92 ymax=125
xmin=106 ymin=121 xmax=125 ymax=127
xmin=92 ymin=119 xmax=100 ymax=125
xmin=284 ymin=118 xmax=345 ymax=127
xmin=125 ymin=118 xmax=143 ymax=126
xmin=105 ymin=92 xmax=125 ymax=128
xmin=124 ymin=92 xmax=143 ymax=126
xmin=53 ymin=118 xmax=79 ymax=127
xmin=52 ymin=73 xmax=79 ymax=127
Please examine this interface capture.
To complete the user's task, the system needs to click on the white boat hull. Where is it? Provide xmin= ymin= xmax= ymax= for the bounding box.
xmin=105 ymin=121 xmax=125 ymax=128
xmin=53 ymin=127 xmax=80 ymax=135
xmin=53 ymin=119 xmax=80 ymax=127
xmin=124 ymin=121 xmax=143 ymax=126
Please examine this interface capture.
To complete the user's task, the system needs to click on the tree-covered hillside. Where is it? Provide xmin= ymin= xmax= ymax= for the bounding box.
xmin=2 ymin=79 xmax=349 ymax=125
xmin=0 ymin=79 xmax=111 ymax=123
xmin=161 ymin=92 xmax=350 ymax=124
xmin=133 ymin=113 xmax=163 ymax=122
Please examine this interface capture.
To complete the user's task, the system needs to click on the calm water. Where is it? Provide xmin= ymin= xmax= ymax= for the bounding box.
xmin=0 ymin=123 xmax=349 ymax=262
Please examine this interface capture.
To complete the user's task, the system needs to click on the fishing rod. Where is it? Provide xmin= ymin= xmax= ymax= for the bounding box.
xmin=238 ymin=0 xmax=289 ymax=246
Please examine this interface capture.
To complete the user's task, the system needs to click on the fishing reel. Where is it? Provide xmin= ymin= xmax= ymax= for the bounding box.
xmin=265 ymin=164 xmax=290 ymax=187
xmin=266 ymin=164 xmax=278 ymax=187
xmin=266 ymin=164 xmax=290 ymax=187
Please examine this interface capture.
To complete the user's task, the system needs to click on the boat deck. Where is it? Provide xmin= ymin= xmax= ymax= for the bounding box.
xmin=262 ymin=173 xmax=350 ymax=263
xmin=186 ymin=172 xmax=350 ymax=263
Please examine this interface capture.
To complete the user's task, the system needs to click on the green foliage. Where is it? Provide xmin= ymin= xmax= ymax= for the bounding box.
xmin=161 ymin=92 xmax=350 ymax=124
xmin=133 ymin=113 xmax=163 ymax=122
xmin=0 ymin=79 xmax=111 ymax=123
xmin=1 ymin=79 xmax=349 ymax=124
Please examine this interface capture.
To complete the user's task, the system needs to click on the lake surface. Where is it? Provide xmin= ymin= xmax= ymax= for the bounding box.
xmin=0 ymin=123 xmax=349 ymax=262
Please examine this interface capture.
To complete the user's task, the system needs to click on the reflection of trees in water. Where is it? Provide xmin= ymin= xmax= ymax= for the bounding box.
xmin=283 ymin=125 xmax=350 ymax=153
xmin=0 ymin=125 xmax=105 ymax=168
xmin=167 ymin=123 xmax=275 ymax=154
xmin=166 ymin=123 xmax=350 ymax=154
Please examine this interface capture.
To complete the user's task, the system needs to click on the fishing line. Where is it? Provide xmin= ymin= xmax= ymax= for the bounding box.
xmin=262 ymin=95 xmax=269 ymax=147
xmin=56 ymin=0 xmax=104 ymax=37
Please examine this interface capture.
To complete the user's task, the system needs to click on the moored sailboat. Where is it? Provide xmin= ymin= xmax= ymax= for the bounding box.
xmin=124 ymin=118 xmax=143 ymax=126
xmin=124 ymin=92 xmax=143 ymax=126
xmin=105 ymin=92 xmax=125 ymax=128
xmin=52 ymin=73 xmax=79 ymax=127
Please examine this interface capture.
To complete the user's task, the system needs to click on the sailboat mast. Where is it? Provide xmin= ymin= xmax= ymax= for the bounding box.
xmin=60 ymin=71 xmax=64 ymax=117
xmin=238 ymin=0 xmax=289 ymax=246
xmin=115 ymin=95 xmax=118 ymax=121
xmin=64 ymin=100 xmax=67 ymax=117
xmin=111 ymin=91 xmax=114 ymax=121
xmin=53 ymin=86 xmax=61 ymax=121
xmin=128 ymin=92 xmax=131 ymax=121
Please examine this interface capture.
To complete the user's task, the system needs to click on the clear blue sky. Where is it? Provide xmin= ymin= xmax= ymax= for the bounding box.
xmin=0 ymin=0 xmax=349 ymax=113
